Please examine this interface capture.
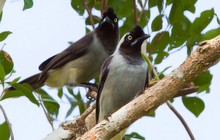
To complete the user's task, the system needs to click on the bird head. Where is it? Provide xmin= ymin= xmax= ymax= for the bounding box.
xmin=117 ymin=25 xmax=150 ymax=58
xmin=99 ymin=7 xmax=118 ymax=30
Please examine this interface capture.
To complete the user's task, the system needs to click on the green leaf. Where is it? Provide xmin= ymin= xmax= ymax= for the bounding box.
xmin=124 ymin=132 xmax=145 ymax=140
xmin=182 ymin=96 xmax=205 ymax=117
xmin=1 ymin=90 xmax=24 ymax=101
xmin=190 ymin=9 xmax=214 ymax=35
xmin=148 ymin=31 xmax=170 ymax=54
xmin=155 ymin=51 xmax=169 ymax=64
xmin=187 ymin=9 xmax=214 ymax=54
xmin=12 ymin=83 xmax=39 ymax=106
xmin=156 ymin=66 xmax=172 ymax=79
xmin=36 ymin=89 xmax=60 ymax=117
xmin=0 ymin=31 xmax=12 ymax=42
xmin=0 ymin=50 xmax=14 ymax=75
xmin=202 ymin=27 xmax=220 ymax=40
xmin=169 ymin=0 xmax=196 ymax=24
xmin=0 ymin=11 xmax=3 ymax=23
xmin=0 ymin=122 xmax=10 ymax=140
xmin=23 ymin=0 xmax=33 ymax=10
xmin=151 ymin=15 xmax=163 ymax=31
xmin=215 ymin=13 xmax=220 ymax=25
xmin=65 ymin=102 xmax=78 ymax=118
xmin=0 ymin=64 xmax=5 ymax=86
xmin=57 ymin=88 xmax=63 ymax=98
xmin=169 ymin=16 xmax=191 ymax=49
xmin=71 ymin=0 xmax=85 ymax=16
xmin=193 ymin=71 xmax=212 ymax=93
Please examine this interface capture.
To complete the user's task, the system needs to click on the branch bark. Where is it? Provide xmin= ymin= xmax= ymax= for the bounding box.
xmin=77 ymin=35 xmax=220 ymax=139
xmin=44 ymin=35 xmax=220 ymax=140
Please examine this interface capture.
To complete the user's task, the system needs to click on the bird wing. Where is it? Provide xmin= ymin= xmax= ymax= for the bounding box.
xmin=38 ymin=32 xmax=94 ymax=82
xmin=96 ymin=56 xmax=113 ymax=123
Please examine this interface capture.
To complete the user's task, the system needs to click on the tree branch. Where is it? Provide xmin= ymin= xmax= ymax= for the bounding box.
xmin=77 ymin=35 xmax=220 ymax=139
xmin=132 ymin=0 xmax=138 ymax=24
xmin=101 ymin=0 xmax=108 ymax=14
xmin=144 ymin=49 xmax=195 ymax=140
xmin=82 ymin=0 xmax=95 ymax=29
xmin=0 ymin=104 xmax=14 ymax=140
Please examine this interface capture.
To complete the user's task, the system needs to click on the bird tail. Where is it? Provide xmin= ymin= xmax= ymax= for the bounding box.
xmin=5 ymin=73 xmax=46 ymax=92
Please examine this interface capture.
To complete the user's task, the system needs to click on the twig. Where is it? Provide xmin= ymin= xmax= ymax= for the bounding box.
xmin=82 ymin=0 xmax=95 ymax=29
xmin=36 ymin=94 xmax=54 ymax=131
xmin=144 ymin=54 xmax=195 ymax=140
xmin=138 ymin=0 xmax=147 ymax=23
xmin=0 ymin=104 xmax=14 ymax=140
xmin=101 ymin=0 xmax=108 ymax=14
xmin=166 ymin=101 xmax=195 ymax=140
xmin=132 ymin=0 xmax=138 ymax=24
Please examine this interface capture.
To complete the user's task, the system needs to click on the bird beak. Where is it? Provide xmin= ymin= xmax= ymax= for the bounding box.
xmin=138 ymin=34 xmax=150 ymax=42
xmin=132 ymin=34 xmax=150 ymax=46
xmin=102 ymin=16 xmax=114 ymax=28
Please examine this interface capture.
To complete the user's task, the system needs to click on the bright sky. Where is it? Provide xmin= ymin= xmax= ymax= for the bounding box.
xmin=0 ymin=0 xmax=220 ymax=140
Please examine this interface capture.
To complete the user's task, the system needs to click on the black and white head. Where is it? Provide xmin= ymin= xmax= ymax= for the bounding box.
xmin=98 ymin=7 xmax=118 ymax=30
xmin=116 ymin=25 xmax=150 ymax=62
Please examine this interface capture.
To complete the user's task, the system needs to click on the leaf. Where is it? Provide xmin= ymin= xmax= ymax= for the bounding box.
xmin=202 ymin=27 xmax=220 ymax=40
xmin=193 ymin=71 xmax=212 ymax=93
xmin=155 ymin=51 xmax=169 ymax=64
xmin=36 ymin=89 xmax=60 ymax=117
xmin=0 ymin=90 xmax=24 ymax=101
xmin=182 ymin=96 xmax=205 ymax=117
xmin=65 ymin=102 xmax=78 ymax=118
xmin=148 ymin=31 xmax=170 ymax=54
xmin=0 ymin=31 xmax=12 ymax=42
xmin=71 ymin=0 xmax=85 ymax=16
xmin=57 ymin=88 xmax=63 ymax=98
xmin=0 ymin=64 xmax=5 ymax=86
xmin=156 ymin=66 xmax=172 ymax=79
xmin=0 ymin=50 xmax=14 ymax=75
xmin=23 ymin=0 xmax=33 ymax=10
xmin=12 ymin=83 xmax=39 ymax=106
xmin=0 ymin=122 xmax=10 ymax=140
xmin=190 ymin=9 xmax=214 ymax=36
xmin=169 ymin=0 xmax=196 ymax=24
xmin=124 ymin=132 xmax=145 ymax=140
xmin=169 ymin=16 xmax=191 ymax=49
xmin=151 ymin=15 xmax=163 ymax=31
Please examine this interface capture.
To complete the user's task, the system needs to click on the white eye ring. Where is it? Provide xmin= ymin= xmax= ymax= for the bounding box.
xmin=114 ymin=18 xmax=117 ymax=22
xmin=128 ymin=35 xmax=132 ymax=40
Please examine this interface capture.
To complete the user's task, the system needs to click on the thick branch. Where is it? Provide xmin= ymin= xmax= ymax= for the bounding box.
xmin=78 ymin=35 xmax=220 ymax=139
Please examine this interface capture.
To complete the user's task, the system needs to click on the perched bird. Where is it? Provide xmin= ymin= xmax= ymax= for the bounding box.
xmin=96 ymin=25 xmax=150 ymax=140
xmin=6 ymin=7 xmax=119 ymax=91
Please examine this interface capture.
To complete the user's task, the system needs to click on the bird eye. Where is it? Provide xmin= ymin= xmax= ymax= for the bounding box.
xmin=114 ymin=18 xmax=117 ymax=22
xmin=127 ymin=35 xmax=132 ymax=40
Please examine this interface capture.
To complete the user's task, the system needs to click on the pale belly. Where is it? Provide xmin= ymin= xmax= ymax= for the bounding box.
xmin=45 ymin=51 xmax=108 ymax=87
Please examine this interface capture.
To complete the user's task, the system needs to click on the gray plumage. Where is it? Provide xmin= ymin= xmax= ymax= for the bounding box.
xmin=96 ymin=25 xmax=150 ymax=140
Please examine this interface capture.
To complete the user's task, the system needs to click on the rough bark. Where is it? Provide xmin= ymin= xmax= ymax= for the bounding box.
xmin=44 ymin=35 xmax=220 ymax=140
xmin=77 ymin=35 xmax=220 ymax=139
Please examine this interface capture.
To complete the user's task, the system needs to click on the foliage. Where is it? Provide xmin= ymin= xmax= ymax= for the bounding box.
xmin=0 ymin=0 xmax=219 ymax=139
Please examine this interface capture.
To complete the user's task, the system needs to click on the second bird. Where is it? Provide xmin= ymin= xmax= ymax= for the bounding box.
xmin=96 ymin=25 xmax=150 ymax=140
xmin=7 ymin=7 xmax=119 ymax=91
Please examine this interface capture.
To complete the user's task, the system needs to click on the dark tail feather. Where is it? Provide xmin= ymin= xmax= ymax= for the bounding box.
xmin=6 ymin=73 xmax=46 ymax=91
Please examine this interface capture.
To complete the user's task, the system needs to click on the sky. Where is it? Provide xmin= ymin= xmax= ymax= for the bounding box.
xmin=0 ymin=0 xmax=220 ymax=140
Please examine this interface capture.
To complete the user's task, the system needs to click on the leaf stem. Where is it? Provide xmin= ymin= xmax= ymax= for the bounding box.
xmin=82 ymin=0 xmax=95 ymax=29
xmin=0 ymin=104 xmax=14 ymax=140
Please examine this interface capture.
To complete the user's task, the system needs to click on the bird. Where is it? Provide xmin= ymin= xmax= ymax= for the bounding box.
xmin=6 ymin=7 xmax=119 ymax=92
xmin=96 ymin=25 xmax=150 ymax=140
